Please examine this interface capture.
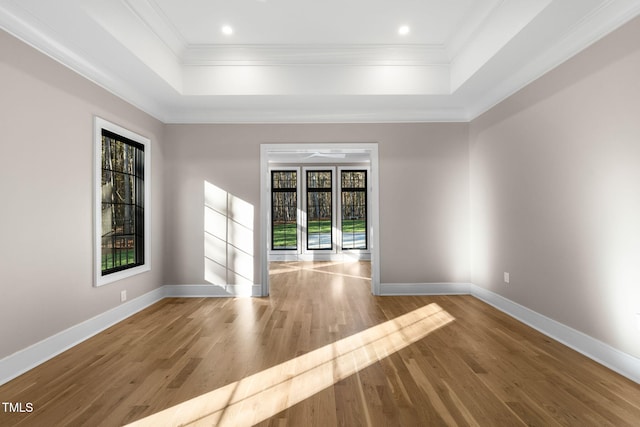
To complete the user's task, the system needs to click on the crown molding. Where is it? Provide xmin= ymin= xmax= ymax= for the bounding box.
xmin=467 ymin=0 xmax=640 ymax=120
xmin=0 ymin=1 xmax=170 ymax=122
xmin=162 ymin=106 xmax=470 ymax=124
xmin=182 ymin=44 xmax=448 ymax=66
xmin=123 ymin=0 xmax=187 ymax=57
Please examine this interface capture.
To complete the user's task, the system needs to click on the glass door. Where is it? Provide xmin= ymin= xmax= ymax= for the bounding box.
xmin=306 ymin=170 xmax=333 ymax=250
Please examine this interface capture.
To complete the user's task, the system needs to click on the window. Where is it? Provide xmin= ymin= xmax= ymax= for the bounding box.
xmin=341 ymin=170 xmax=367 ymax=250
xmin=271 ymin=170 xmax=298 ymax=250
xmin=94 ymin=117 xmax=150 ymax=286
xmin=268 ymin=164 xmax=370 ymax=260
xmin=101 ymin=130 xmax=145 ymax=273
xmin=306 ymin=170 xmax=332 ymax=250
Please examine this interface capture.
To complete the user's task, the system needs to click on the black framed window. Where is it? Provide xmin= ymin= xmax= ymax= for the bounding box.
xmin=271 ymin=171 xmax=298 ymax=250
xmin=306 ymin=170 xmax=332 ymax=250
xmin=101 ymin=129 xmax=145 ymax=275
xmin=341 ymin=170 xmax=367 ymax=250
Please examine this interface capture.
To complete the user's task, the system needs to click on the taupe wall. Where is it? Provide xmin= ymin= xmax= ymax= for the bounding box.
xmin=469 ymin=16 xmax=640 ymax=358
xmin=163 ymin=123 xmax=470 ymax=286
xmin=0 ymin=31 xmax=165 ymax=359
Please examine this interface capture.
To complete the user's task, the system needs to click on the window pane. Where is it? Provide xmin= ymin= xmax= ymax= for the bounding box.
xmin=102 ymin=237 xmax=113 ymax=270
xmin=272 ymin=171 xmax=298 ymax=250
xmin=101 ymin=170 xmax=114 ymax=203
xmin=341 ymin=171 xmax=366 ymax=189
xmin=112 ymin=140 xmax=125 ymax=173
xmin=273 ymin=171 xmax=297 ymax=189
xmin=102 ymin=137 xmax=112 ymax=170
xmin=341 ymin=170 xmax=367 ymax=249
xmin=123 ymin=175 xmax=135 ymax=205
xmin=307 ymin=171 xmax=332 ymax=250
xmin=307 ymin=171 xmax=332 ymax=189
xmin=124 ymin=143 xmax=135 ymax=174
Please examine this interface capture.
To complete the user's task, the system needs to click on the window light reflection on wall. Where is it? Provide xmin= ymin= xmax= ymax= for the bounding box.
xmin=204 ymin=181 xmax=254 ymax=292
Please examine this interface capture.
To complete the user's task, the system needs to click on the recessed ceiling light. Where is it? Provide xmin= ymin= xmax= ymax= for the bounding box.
xmin=398 ymin=25 xmax=410 ymax=36
xmin=221 ymin=25 xmax=234 ymax=36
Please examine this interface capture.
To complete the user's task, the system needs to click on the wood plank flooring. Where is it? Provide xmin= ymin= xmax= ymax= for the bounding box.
xmin=1 ymin=261 xmax=639 ymax=426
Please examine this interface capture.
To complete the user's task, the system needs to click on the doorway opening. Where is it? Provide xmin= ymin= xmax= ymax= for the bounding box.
xmin=260 ymin=144 xmax=380 ymax=296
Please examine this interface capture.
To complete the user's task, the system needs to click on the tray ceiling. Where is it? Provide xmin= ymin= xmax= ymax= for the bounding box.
xmin=1 ymin=0 xmax=639 ymax=123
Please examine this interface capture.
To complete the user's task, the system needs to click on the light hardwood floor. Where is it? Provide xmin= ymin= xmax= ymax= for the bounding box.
xmin=1 ymin=261 xmax=640 ymax=426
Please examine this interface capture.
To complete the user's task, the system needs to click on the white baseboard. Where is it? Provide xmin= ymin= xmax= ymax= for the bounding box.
xmin=470 ymin=284 xmax=640 ymax=385
xmin=0 ymin=286 xmax=166 ymax=386
xmin=0 ymin=283 xmax=260 ymax=386
xmin=380 ymin=282 xmax=471 ymax=295
xmin=2 ymin=282 xmax=638 ymax=387
xmin=164 ymin=284 xmax=262 ymax=298
xmin=381 ymin=281 xmax=640 ymax=384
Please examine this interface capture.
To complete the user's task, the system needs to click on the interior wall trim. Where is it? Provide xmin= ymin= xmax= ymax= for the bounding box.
xmin=2 ymin=282 xmax=638 ymax=387
xmin=381 ymin=282 xmax=640 ymax=384
xmin=0 ymin=287 xmax=166 ymax=386
xmin=469 ymin=284 xmax=640 ymax=385
xmin=379 ymin=282 xmax=471 ymax=295
xmin=164 ymin=284 xmax=262 ymax=298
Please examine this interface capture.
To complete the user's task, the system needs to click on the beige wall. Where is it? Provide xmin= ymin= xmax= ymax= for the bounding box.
xmin=163 ymin=123 xmax=470 ymax=286
xmin=470 ymin=16 xmax=640 ymax=358
xmin=0 ymin=31 xmax=165 ymax=359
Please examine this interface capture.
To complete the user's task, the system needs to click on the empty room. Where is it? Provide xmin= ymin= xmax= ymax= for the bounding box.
xmin=2 ymin=1 xmax=640 ymax=426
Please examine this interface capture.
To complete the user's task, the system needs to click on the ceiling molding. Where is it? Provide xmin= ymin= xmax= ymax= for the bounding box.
xmin=0 ymin=1 xmax=170 ymax=122
xmin=449 ymin=0 xmax=553 ymax=92
xmin=466 ymin=0 xmax=640 ymax=120
xmin=444 ymin=0 xmax=503 ymax=60
xmin=163 ymin=104 xmax=470 ymax=124
xmin=123 ymin=0 xmax=187 ymax=57
xmin=182 ymin=44 xmax=449 ymax=67
xmin=1 ymin=0 xmax=640 ymax=123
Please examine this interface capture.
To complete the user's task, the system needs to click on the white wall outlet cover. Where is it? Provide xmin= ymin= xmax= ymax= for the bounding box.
xmin=121 ymin=290 xmax=127 ymax=302
xmin=504 ymin=272 xmax=510 ymax=283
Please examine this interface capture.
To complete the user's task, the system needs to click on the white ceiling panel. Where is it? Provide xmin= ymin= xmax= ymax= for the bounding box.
xmin=150 ymin=0 xmax=490 ymax=45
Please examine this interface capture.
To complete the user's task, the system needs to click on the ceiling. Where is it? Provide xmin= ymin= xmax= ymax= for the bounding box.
xmin=1 ymin=0 xmax=640 ymax=123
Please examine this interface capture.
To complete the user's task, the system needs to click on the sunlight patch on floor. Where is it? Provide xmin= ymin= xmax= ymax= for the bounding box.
xmin=269 ymin=261 xmax=371 ymax=281
xmin=125 ymin=303 xmax=454 ymax=427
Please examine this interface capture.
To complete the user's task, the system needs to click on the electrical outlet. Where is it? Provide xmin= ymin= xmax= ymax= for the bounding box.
xmin=504 ymin=272 xmax=510 ymax=284
xmin=121 ymin=290 xmax=127 ymax=302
